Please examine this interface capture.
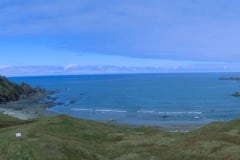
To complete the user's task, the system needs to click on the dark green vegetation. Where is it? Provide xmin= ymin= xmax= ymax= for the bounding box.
xmin=0 ymin=113 xmax=240 ymax=160
xmin=0 ymin=76 xmax=43 ymax=103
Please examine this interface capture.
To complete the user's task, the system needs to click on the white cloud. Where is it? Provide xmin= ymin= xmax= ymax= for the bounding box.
xmin=1 ymin=62 xmax=240 ymax=77
xmin=0 ymin=65 xmax=13 ymax=69
xmin=64 ymin=64 xmax=79 ymax=70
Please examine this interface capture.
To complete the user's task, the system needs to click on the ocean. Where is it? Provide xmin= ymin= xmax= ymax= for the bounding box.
xmin=9 ymin=73 xmax=240 ymax=126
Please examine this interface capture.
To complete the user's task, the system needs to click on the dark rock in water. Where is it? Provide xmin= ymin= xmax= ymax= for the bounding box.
xmin=162 ymin=115 xmax=170 ymax=119
xmin=15 ymin=107 xmax=23 ymax=111
xmin=219 ymin=77 xmax=240 ymax=80
xmin=55 ymin=102 xmax=65 ymax=106
xmin=34 ymin=86 xmax=43 ymax=92
xmin=46 ymin=96 xmax=57 ymax=102
xmin=69 ymin=100 xmax=77 ymax=105
xmin=232 ymin=92 xmax=240 ymax=97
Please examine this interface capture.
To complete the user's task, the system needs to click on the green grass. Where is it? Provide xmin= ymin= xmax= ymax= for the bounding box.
xmin=0 ymin=114 xmax=240 ymax=160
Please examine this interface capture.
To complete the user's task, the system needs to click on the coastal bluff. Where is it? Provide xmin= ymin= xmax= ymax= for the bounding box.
xmin=0 ymin=76 xmax=44 ymax=103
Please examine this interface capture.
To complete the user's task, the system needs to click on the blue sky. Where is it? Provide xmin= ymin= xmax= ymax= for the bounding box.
xmin=0 ymin=0 xmax=240 ymax=76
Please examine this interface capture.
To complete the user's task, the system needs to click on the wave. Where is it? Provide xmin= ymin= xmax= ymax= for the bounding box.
xmin=71 ymin=108 xmax=93 ymax=111
xmin=95 ymin=109 xmax=127 ymax=113
xmin=138 ymin=110 xmax=202 ymax=115
xmin=193 ymin=116 xmax=200 ymax=119
xmin=137 ymin=110 xmax=156 ymax=114
xmin=71 ymin=108 xmax=127 ymax=113
xmin=71 ymin=108 xmax=202 ymax=115
xmin=158 ymin=112 xmax=202 ymax=115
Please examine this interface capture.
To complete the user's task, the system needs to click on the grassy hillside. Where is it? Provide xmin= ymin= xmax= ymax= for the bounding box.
xmin=0 ymin=114 xmax=240 ymax=160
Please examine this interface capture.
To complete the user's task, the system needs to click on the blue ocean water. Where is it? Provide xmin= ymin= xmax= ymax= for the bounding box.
xmin=9 ymin=73 xmax=240 ymax=126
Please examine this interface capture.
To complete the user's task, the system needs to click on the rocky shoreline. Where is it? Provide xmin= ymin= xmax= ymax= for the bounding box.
xmin=0 ymin=90 xmax=58 ymax=120
xmin=0 ymin=76 xmax=58 ymax=120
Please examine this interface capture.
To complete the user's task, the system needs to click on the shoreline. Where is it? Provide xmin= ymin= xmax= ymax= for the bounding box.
xmin=0 ymin=92 xmax=209 ymax=132
xmin=0 ymin=90 xmax=57 ymax=120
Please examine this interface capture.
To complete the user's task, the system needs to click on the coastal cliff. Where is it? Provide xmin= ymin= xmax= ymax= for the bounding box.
xmin=0 ymin=76 xmax=55 ymax=120
xmin=0 ymin=76 xmax=43 ymax=103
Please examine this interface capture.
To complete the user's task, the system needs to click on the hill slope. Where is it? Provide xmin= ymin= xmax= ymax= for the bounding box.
xmin=0 ymin=114 xmax=240 ymax=160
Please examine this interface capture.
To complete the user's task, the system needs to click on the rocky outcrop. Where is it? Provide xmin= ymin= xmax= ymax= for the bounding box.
xmin=0 ymin=76 xmax=44 ymax=103
xmin=232 ymin=92 xmax=240 ymax=97
xmin=219 ymin=77 xmax=240 ymax=97
xmin=219 ymin=77 xmax=240 ymax=80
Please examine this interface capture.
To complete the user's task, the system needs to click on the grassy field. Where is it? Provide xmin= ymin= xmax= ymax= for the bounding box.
xmin=0 ymin=114 xmax=240 ymax=160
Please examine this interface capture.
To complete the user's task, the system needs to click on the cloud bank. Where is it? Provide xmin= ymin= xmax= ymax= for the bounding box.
xmin=0 ymin=62 xmax=238 ymax=77
xmin=0 ymin=0 xmax=240 ymax=62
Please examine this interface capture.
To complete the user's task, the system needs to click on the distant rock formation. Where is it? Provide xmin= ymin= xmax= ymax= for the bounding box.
xmin=0 ymin=76 xmax=45 ymax=103
xmin=219 ymin=77 xmax=240 ymax=97
xmin=232 ymin=92 xmax=240 ymax=97
xmin=219 ymin=77 xmax=240 ymax=80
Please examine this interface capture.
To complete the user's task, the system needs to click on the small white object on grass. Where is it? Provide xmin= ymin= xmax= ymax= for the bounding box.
xmin=16 ymin=132 xmax=22 ymax=138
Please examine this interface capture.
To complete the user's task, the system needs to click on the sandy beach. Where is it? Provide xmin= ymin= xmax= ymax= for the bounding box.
xmin=0 ymin=91 xmax=57 ymax=120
